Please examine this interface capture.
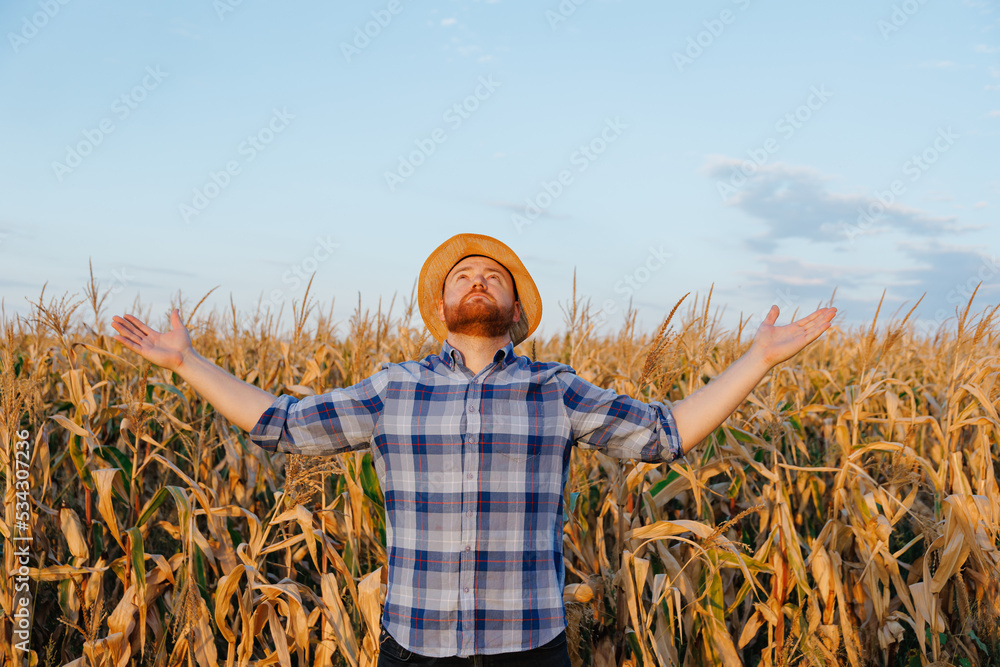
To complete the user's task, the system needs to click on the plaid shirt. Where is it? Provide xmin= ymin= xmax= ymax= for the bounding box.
xmin=249 ymin=340 xmax=683 ymax=657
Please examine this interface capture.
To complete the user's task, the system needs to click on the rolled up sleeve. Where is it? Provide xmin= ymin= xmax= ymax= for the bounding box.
xmin=248 ymin=370 xmax=390 ymax=455
xmin=555 ymin=370 xmax=683 ymax=463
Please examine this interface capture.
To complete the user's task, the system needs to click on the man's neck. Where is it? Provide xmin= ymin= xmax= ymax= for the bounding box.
xmin=446 ymin=333 xmax=511 ymax=375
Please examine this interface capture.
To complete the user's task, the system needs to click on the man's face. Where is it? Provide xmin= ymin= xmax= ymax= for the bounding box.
xmin=437 ymin=255 xmax=521 ymax=339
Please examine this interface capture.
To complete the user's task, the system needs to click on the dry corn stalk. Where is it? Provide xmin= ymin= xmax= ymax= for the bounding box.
xmin=1 ymin=284 xmax=997 ymax=667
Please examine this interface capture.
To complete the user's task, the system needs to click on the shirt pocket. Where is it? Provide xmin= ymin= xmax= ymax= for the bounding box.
xmin=485 ymin=401 xmax=540 ymax=463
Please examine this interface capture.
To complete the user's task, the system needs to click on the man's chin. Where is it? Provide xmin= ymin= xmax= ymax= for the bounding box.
xmin=444 ymin=305 xmax=514 ymax=338
xmin=455 ymin=300 xmax=495 ymax=318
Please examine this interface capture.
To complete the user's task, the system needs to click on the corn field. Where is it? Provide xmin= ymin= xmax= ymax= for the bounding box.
xmin=2 ymin=273 xmax=999 ymax=667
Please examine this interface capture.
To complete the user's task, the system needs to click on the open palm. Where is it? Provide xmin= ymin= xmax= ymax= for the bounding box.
xmin=752 ymin=305 xmax=837 ymax=367
xmin=111 ymin=308 xmax=192 ymax=371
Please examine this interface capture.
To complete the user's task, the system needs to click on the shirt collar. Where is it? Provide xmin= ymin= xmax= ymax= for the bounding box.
xmin=441 ymin=339 xmax=515 ymax=370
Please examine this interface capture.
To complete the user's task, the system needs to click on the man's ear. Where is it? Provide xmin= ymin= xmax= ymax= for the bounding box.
xmin=437 ymin=298 xmax=446 ymax=323
xmin=513 ymin=301 xmax=521 ymax=324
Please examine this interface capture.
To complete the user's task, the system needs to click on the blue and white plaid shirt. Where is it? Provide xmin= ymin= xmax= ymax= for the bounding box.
xmin=249 ymin=340 xmax=683 ymax=657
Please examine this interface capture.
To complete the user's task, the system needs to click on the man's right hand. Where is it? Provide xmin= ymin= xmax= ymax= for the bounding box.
xmin=108 ymin=307 xmax=277 ymax=433
xmin=111 ymin=308 xmax=192 ymax=372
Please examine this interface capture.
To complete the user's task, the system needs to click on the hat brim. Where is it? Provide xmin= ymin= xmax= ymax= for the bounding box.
xmin=418 ymin=234 xmax=541 ymax=347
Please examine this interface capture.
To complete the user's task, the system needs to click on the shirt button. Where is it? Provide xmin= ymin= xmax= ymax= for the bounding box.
xmin=467 ymin=473 xmax=474 ymax=479
xmin=466 ymin=511 xmax=472 ymax=517
xmin=468 ymin=404 xmax=477 ymax=413
xmin=465 ymin=546 xmax=471 ymax=551
xmin=464 ymin=587 xmax=469 ymax=593
xmin=468 ymin=436 xmax=477 ymax=444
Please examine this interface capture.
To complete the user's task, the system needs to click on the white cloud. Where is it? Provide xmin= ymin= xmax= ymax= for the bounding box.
xmin=701 ymin=158 xmax=999 ymax=327
xmin=702 ymin=158 xmax=972 ymax=252
xmin=725 ymin=241 xmax=1000 ymax=329
xmin=484 ymin=200 xmax=571 ymax=221
xmin=919 ymin=60 xmax=963 ymax=69
xmin=441 ymin=17 xmax=458 ymax=26
xmin=895 ymin=240 xmax=1000 ymax=317
xmin=727 ymin=255 xmax=884 ymax=324
xmin=168 ymin=18 xmax=203 ymax=41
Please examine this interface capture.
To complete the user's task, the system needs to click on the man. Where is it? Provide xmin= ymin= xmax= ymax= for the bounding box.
xmin=111 ymin=233 xmax=836 ymax=665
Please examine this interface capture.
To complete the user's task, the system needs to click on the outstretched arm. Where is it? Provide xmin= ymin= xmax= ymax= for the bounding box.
xmin=671 ymin=305 xmax=836 ymax=456
xmin=110 ymin=308 xmax=276 ymax=432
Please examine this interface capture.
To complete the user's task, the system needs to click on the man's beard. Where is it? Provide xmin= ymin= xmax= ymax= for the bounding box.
xmin=443 ymin=293 xmax=516 ymax=338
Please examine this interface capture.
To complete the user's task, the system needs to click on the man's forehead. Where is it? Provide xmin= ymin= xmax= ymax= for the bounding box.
xmin=446 ymin=255 xmax=511 ymax=277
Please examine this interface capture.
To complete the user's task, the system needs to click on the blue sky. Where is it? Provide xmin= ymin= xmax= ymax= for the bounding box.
xmin=2 ymin=0 xmax=998 ymax=341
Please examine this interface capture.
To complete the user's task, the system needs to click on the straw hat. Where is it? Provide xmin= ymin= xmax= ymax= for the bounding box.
xmin=418 ymin=233 xmax=541 ymax=346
